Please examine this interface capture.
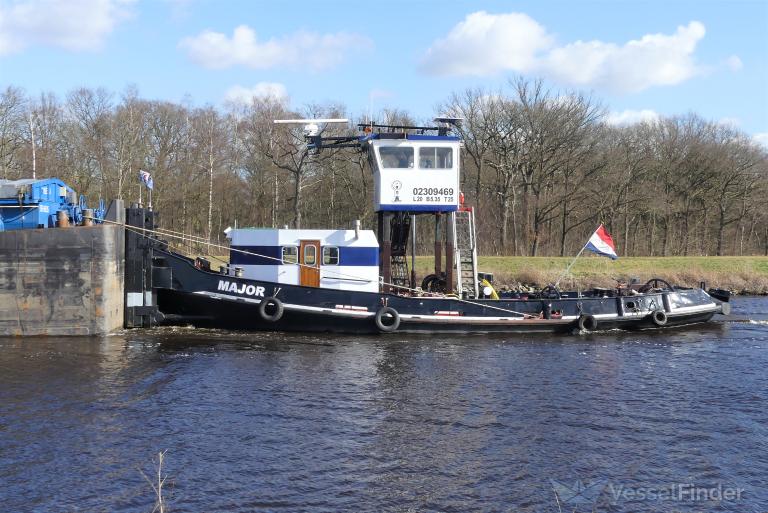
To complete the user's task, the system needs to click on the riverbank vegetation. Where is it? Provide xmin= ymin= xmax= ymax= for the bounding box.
xmin=414 ymin=256 xmax=768 ymax=294
xmin=1 ymin=78 xmax=766 ymax=257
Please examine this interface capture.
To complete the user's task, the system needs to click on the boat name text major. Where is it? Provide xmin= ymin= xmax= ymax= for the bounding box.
xmin=217 ymin=280 xmax=266 ymax=297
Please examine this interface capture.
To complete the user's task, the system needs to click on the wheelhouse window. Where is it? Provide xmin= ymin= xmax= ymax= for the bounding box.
xmin=322 ymin=246 xmax=339 ymax=265
xmin=282 ymin=246 xmax=298 ymax=264
xmin=304 ymin=245 xmax=317 ymax=266
xmin=419 ymin=147 xmax=453 ymax=169
xmin=379 ymin=147 xmax=414 ymax=168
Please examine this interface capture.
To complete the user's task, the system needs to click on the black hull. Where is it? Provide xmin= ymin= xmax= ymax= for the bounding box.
xmin=154 ymin=250 xmax=721 ymax=335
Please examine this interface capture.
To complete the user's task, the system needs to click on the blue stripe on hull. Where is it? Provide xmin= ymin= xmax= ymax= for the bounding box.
xmin=230 ymin=245 xmax=378 ymax=266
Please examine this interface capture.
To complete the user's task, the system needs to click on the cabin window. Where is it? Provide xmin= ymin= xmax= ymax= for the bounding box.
xmin=322 ymin=246 xmax=339 ymax=265
xmin=304 ymin=245 xmax=317 ymax=266
xmin=282 ymin=246 xmax=298 ymax=264
xmin=419 ymin=147 xmax=453 ymax=169
xmin=379 ymin=147 xmax=414 ymax=168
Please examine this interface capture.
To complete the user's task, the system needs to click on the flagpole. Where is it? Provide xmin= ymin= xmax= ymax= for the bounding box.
xmin=139 ymin=183 xmax=142 ymax=207
xmin=554 ymin=243 xmax=588 ymax=289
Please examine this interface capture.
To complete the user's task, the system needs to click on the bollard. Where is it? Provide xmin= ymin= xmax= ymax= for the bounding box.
xmin=83 ymin=209 xmax=94 ymax=226
xmin=57 ymin=210 xmax=70 ymax=228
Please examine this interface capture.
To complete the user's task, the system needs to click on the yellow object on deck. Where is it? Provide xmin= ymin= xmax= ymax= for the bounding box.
xmin=481 ymin=278 xmax=499 ymax=300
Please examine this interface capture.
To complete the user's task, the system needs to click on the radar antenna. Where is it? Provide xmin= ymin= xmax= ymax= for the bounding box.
xmin=273 ymin=118 xmax=360 ymax=151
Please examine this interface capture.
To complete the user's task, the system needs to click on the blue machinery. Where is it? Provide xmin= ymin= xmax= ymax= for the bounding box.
xmin=0 ymin=178 xmax=105 ymax=231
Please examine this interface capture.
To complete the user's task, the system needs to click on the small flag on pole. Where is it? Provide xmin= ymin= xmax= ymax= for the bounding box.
xmin=585 ymin=224 xmax=618 ymax=260
xmin=138 ymin=170 xmax=154 ymax=190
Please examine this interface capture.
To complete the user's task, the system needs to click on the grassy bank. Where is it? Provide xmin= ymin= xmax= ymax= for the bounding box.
xmin=414 ymin=256 xmax=768 ymax=294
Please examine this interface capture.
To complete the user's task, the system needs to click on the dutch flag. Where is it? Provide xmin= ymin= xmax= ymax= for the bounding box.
xmin=585 ymin=224 xmax=618 ymax=260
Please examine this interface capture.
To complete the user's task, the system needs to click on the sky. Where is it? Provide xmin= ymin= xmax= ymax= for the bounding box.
xmin=1 ymin=0 xmax=766 ymax=143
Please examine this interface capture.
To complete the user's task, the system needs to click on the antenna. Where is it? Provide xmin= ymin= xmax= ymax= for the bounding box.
xmin=433 ymin=116 xmax=463 ymax=126
xmin=274 ymin=118 xmax=349 ymax=137
xmin=433 ymin=116 xmax=463 ymax=136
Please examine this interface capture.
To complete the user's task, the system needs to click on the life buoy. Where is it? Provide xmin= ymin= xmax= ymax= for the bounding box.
xmin=651 ymin=310 xmax=668 ymax=327
xmin=578 ymin=314 xmax=598 ymax=331
xmin=258 ymin=297 xmax=284 ymax=322
xmin=480 ymin=278 xmax=499 ymax=300
xmin=374 ymin=306 xmax=400 ymax=333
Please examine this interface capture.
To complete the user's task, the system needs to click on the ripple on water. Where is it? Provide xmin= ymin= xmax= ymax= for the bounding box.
xmin=0 ymin=298 xmax=767 ymax=511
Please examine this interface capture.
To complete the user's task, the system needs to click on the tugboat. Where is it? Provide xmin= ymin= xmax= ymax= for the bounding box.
xmin=151 ymin=119 xmax=728 ymax=334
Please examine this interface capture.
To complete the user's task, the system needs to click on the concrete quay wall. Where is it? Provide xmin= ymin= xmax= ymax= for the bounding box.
xmin=0 ymin=225 xmax=124 ymax=336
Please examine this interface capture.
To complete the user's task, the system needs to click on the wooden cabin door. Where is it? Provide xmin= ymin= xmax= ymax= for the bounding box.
xmin=299 ymin=240 xmax=321 ymax=287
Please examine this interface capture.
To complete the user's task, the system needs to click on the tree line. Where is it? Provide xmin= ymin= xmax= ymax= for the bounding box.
xmin=1 ymin=79 xmax=766 ymax=256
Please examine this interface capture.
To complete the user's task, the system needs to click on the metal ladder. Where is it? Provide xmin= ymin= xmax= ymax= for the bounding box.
xmin=453 ymin=209 xmax=478 ymax=298
xmin=390 ymin=213 xmax=411 ymax=289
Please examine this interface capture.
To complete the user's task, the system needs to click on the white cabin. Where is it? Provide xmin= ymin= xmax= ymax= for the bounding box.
xmin=226 ymin=228 xmax=380 ymax=292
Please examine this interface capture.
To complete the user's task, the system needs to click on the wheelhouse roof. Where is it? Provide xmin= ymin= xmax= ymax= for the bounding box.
xmin=365 ymin=133 xmax=460 ymax=142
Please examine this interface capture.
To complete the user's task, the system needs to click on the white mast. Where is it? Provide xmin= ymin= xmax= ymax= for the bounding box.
xmin=29 ymin=113 xmax=36 ymax=180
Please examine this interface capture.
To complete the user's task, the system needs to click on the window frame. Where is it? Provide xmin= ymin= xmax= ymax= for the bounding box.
xmin=303 ymin=244 xmax=317 ymax=266
xmin=378 ymin=146 xmax=415 ymax=169
xmin=418 ymin=146 xmax=453 ymax=169
xmin=322 ymin=246 xmax=340 ymax=266
xmin=281 ymin=245 xmax=298 ymax=265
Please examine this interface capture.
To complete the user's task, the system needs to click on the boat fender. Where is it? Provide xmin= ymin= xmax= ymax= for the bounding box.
xmin=259 ymin=297 xmax=284 ymax=322
xmin=374 ymin=306 xmax=400 ymax=333
xmin=578 ymin=314 xmax=598 ymax=332
xmin=651 ymin=309 xmax=668 ymax=327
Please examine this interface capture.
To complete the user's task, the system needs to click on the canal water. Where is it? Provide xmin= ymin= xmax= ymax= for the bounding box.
xmin=1 ymin=298 xmax=767 ymax=513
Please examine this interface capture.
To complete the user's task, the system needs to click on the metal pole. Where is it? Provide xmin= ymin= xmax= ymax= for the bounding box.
xmin=410 ymin=214 xmax=416 ymax=289
xmin=445 ymin=212 xmax=455 ymax=293
xmin=554 ymin=244 xmax=587 ymax=288
xmin=434 ymin=213 xmax=442 ymax=276
xmin=29 ymin=113 xmax=36 ymax=180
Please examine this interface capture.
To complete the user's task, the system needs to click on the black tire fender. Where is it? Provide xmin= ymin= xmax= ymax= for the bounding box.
xmin=374 ymin=306 xmax=400 ymax=333
xmin=578 ymin=314 xmax=598 ymax=332
xmin=259 ymin=297 xmax=284 ymax=322
xmin=651 ymin=309 xmax=668 ymax=327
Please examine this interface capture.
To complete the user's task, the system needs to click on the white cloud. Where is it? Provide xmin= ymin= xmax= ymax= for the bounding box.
xmin=724 ymin=55 xmax=743 ymax=71
xmin=180 ymin=25 xmax=371 ymax=71
xmin=0 ymin=0 xmax=134 ymax=56
xmin=543 ymin=22 xmax=706 ymax=92
xmin=422 ymin=12 xmax=709 ymax=93
xmin=225 ymin=83 xmax=288 ymax=104
xmin=606 ymin=109 xmax=660 ymax=126
xmin=753 ymin=133 xmax=768 ymax=148
xmin=421 ymin=11 xmax=552 ymax=76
